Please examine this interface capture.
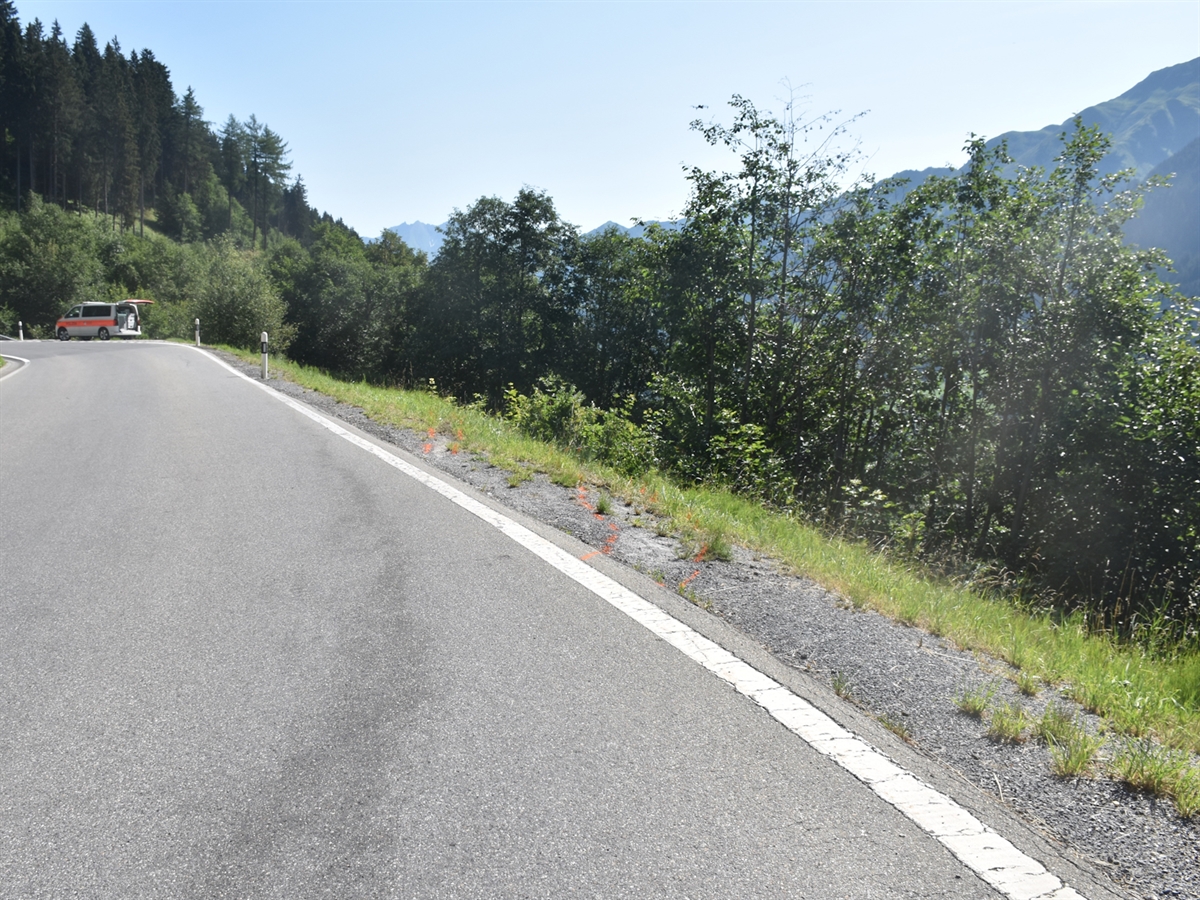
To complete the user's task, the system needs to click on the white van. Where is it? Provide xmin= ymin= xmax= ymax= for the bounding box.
xmin=56 ymin=300 xmax=154 ymax=341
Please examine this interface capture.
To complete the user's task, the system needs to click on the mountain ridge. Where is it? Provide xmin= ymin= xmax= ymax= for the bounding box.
xmin=988 ymin=57 xmax=1199 ymax=179
xmin=388 ymin=58 xmax=1198 ymax=287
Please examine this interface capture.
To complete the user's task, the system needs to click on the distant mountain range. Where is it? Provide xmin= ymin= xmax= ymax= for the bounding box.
xmin=999 ymin=57 xmax=1197 ymax=179
xmin=389 ymin=59 xmax=1198 ymax=294
xmin=886 ymin=58 xmax=1199 ymax=295
xmin=581 ymin=220 xmax=683 ymax=239
xmin=1125 ymin=135 xmax=1200 ymax=296
xmin=385 ymin=221 xmax=446 ymax=256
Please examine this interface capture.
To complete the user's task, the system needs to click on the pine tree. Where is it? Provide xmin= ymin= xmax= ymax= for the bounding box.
xmin=131 ymin=49 xmax=171 ymax=234
xmin=70 ymin=23 xmax=102 ymax=213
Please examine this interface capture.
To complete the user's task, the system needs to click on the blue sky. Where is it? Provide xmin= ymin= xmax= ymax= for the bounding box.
xmin=14 ymin=1 xmax=1200 ymax=236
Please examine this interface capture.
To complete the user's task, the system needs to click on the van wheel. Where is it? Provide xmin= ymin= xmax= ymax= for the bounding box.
xmin=98 ymin=327 xmax=110 ymax=341
xmin=57 ymin=328 xmax=69 ymax=341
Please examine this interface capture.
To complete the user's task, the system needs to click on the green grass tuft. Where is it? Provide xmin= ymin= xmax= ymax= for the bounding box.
xmin=1034 ymin=702 xmax=1076 ymax=746
xmin=1109 ymin=739 xmax=1191 ymax=800
xmin=832 ymin=671 xmax=854 ymax=699
xmin=986 ymin=700 xmax=1031 ymax=744
xmin=954 ymin=683 xmax=996 ymax=719
xmin=878 ymin=713 xmax=913 ymax=742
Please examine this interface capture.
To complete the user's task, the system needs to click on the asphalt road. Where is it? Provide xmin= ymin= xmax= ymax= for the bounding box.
xmin=0 ymin=341 xmax=1027 ymax=898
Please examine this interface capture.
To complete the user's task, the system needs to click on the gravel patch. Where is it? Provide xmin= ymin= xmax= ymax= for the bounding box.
xmin=222 ymin=351 xmax=1200 ymax=900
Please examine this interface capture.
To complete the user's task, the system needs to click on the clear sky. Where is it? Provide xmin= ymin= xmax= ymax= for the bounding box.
xmin=14 ymin=0 xmax=1200 ymax=237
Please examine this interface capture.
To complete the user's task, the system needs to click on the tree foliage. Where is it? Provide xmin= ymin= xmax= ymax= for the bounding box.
xmin=0 ymin=2 xmax=1193 ymax=634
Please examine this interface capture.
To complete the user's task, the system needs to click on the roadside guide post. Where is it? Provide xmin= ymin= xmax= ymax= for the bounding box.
xmin=195 ymin=318 xmax=200 ymax=347
xmin=261 ymin=332 xmax=269 ymax=380
xmin=17 ymin=321 xmax=23 ymax=341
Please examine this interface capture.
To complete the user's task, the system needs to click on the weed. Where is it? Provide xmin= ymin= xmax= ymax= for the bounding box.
xmin=677 ymin=582 xmax=709 ymax=608
xmin=596 ymin=494 xmax=613 ymax=516
xmin=1016 ymin=670 xmax=1041 ymax=696
xmin=878 ymin=714 xmax=913 ymax=743
xmin=832 ymin=671 xmax=854 ymax=699
xmin=1109 ymin=738 xmax=1189 ymax=800
xmin=506 ymin=470 xmax=532 ymax=488
xmin=650 ymin=569 xmax=667 ymax=586
xmin=1034 ymin=702 xmax=1076 ymax=746
xmin=954 ymin=683 xmax=996 ymax=718
xmin=703 ymin=531 xmax=734 ymax=562
xmin=1047 ymin=728 xmax=1104 ymax=778
xmin=654 ymin=518 xmax=672 ymax=537
xmin=986 ymin=700 xmax=1031 ymax=743
xmin=1174 ymin=766 xmax=1200 ymax=818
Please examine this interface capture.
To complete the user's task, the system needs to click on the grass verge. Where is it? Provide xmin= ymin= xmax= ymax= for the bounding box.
xmin=219 ymin=348 xmax=1200 ymax=768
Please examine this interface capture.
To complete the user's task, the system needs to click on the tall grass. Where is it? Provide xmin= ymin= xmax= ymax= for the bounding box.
xmin=223 ymin=348 xmax=1200 ymax=755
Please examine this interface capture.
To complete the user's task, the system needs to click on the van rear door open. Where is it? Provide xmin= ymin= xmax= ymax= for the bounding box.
xmin=56 ymin=299 xmax=153 ymax=340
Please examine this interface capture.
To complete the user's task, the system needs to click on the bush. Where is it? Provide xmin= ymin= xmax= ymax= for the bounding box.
xmin=504 ymin=376 xmax=655 ymax=476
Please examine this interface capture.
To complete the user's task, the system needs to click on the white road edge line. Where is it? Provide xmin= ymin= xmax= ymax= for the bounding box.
xmin=0 ymin=353 xmax=31 ymax=381
xmin=200 ymin=347 xmax=1088 ymax=900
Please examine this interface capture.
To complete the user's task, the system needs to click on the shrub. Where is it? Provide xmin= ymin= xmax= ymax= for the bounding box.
xmin=504 ymin=376 xmax=654 ymax=476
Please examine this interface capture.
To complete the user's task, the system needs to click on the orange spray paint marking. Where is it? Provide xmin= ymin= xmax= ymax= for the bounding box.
xmin=580 ymin=550 xmax=600 ymax=561
xmin=423 ymin=443 xmax=432 ymax=454
xmin=598 ymin=520 xmax=621 ymax=555
xmin=693 ymin=544 xmax=708 ymax=562
xmin=679 ymin=569 xmax=700 ymax=590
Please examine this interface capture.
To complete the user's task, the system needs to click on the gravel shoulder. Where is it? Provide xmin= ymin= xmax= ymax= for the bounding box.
xmin=219 ymin=350 xmax=1200 ymax=900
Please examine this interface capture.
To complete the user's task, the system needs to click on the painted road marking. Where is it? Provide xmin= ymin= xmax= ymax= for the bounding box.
xmin=0 ymin=353 xmax=31 ymax=382
xmin=199 ymin=346 xmax=1089 ymax=900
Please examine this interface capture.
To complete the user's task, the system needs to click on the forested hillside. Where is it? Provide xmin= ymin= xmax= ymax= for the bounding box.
xmin=0 ymin=0 xmax=372 ymax=347
xmin=1 ymin=2 xmax=1197 ymax=639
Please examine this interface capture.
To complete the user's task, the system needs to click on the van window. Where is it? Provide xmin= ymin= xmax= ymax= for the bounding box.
xmin=82 ymin=304 xmax=110 ymax=317
xmin=65 ymin=306 xmax=82 ymax=319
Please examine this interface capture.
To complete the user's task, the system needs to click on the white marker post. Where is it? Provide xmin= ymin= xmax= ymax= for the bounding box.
xmin=194 ymin=318 xmax=201 ymax=347
xmin=261 ymin=332 xmax=269 ymax=380
xmin=17 ymin=321 xmax=23 ymax=341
